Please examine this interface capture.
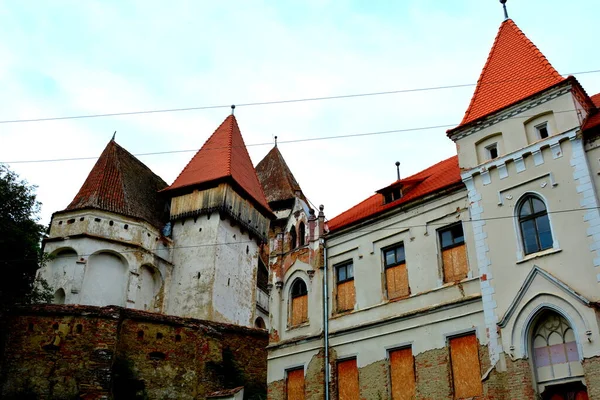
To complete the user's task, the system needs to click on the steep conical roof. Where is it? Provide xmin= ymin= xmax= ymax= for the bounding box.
xmin=451 ymin=19 xmax=565 ymax=132
xmin=64 ymin=139 xmax=168 ymax=228
xmin=164 ymin=115 xmax=271 ymax=214
xmin=256 ymin=145 xmax=305 ymax=205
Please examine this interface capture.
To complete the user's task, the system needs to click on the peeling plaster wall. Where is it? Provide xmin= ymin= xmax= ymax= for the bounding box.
xmin=168 ymin=213 xmax=220 ymax=320
xmin=41 ymin=210 xmax=172 ymax=313
xmin=212 ymin=220 xmax=259 ymax=326
xmin=168 ymin=211 xmax=261 ymax=327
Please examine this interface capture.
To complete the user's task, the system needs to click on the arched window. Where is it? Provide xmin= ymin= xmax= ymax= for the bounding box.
xmin=255 ymin=317 xmax=266 ymax=329
xmin=53 ymin=288 xmax=66 ymax=304
xmin=289 ymin=226 xmax=297 ymax=250
xmin=518 ymin=195 xmax=553 ymax=255
xmin=531 ymin=311 xmax=585 ymax=397
xmin=298 ymin=222 xmax=306 ymax=246
xmin=290 ymin=279 xmax=308 ymax=326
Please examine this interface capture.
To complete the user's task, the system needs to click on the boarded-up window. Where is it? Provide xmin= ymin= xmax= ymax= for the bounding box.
xmin=336 ymin=261 xmax=355 ymax=312
xmin=286 ymin=368 xmax=305 ymax=400
xmin=338 ymin=358 xmax=359 ymax=400
xmin=384 ymin=244 xmax=409 ymax=299
xmin=450 ymin=334 xmax=482 ymax=399
xmin=290 ymin=279 xmax=308 ymax=326
xmin=390 ymin=347 xmax=416 ymax=400
xmin=439 ymin=223 xmax=468 ymax=283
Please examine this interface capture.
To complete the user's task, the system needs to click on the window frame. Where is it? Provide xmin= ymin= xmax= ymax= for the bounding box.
xmin=438 ymin=222 xmax=465 ymax=251
xmin=517 ymin=194 xmax=553 ymax=255
xmin=535 ymin=122 xmax=549 ymax=139
xmin=336 ymin=261 xmax=354 ymax=284
xmin=290 ymin=278 xmax=308 ymax=298
xmin=485 ymin=143 xmax=498 ymax=160
xmin=383 ymin=243 xmax=406 ymax=269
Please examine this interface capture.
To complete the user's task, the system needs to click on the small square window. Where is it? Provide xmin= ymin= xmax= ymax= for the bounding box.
xmin=486 ymin=143 xmax=498 ymax=160
xmin=536 ymin=122 xmax=549 ymax=139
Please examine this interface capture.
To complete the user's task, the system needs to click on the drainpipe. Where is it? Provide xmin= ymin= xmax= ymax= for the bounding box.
xmin=318 ymin=205 xmax=330 ymax=400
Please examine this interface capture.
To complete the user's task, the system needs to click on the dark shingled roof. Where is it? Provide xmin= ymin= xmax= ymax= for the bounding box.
xmin=63 ymin=139 xmax=168 ymax=228
xmin=255 ymin=145 xmax=305 ymax=205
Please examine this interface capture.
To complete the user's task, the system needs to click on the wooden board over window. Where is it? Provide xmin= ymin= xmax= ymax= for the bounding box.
xmin=450 ymin=334 xmax=482 ymax=399
xmin=386 ymin=264 xmax=409 ymax=299
xmin=443 ymin=244 xmax=468 ymax=283
xmin=337 ymin=280 xmax=355 ymax=312
xmin=338 ymin=358 xmax=359 ymax=400
xmin=390 ymin=347 xmax=415 ymax=400
xmin=286 ymin=368 xmax=305 ymax=400
xmin=291 ymin=295 xmax=308 ymax=326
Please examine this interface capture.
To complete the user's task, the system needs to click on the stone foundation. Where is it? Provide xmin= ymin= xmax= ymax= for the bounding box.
xmin=0 ymin=304 xmax=268 ymax=400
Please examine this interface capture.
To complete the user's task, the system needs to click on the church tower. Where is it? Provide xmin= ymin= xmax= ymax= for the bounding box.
xmin=163 ymin=113 xmax=274 ymax=326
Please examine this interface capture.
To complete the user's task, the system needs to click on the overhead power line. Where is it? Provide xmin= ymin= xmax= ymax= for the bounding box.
xmin=0 ymin=107 xmax=586 ymax=164
xmin=0 ymin=69 xmax=598 ymax=125
xmin=3 ymin=203 xmax=600 ymax=264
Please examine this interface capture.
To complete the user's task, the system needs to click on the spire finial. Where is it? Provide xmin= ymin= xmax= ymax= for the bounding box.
xmin=230 ymin=105 xmax=236 ymax=115
xmin=274 ymin=135 xmax=278 ymax=147
xmin=395 ymin=161 xmax=401 ymax=180
xmin=112 ymin=131 xmax=116 ymax=141
xmin=500 ymin=0 xmax=508 ymax=20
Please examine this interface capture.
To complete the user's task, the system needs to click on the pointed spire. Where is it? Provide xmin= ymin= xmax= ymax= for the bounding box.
xmin=449 ymin=18 xmax=565 ymax=133
xmin=112 ymin=131 xmax=116 ymax=141
xmin=256 ymin=145 xmax=305 ymax=206
xmin=500 ymin=0 xmax=509 ymax=20
xmin=164 ymin=114 xmax=271 ymax=214
xmin=65 ymin=140 xmax=168 ymax=228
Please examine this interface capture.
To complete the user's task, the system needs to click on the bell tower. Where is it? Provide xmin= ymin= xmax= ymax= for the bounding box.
xmin=163 ymin=112 xmax=274 ymax=326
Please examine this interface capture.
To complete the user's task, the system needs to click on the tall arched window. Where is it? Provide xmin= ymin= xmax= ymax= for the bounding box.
xmin=289 ymin=226 xmax=297 ymax=250
xmin=298 ymin=222 xmax=306 ymax=247
xmin=518 ymin=195 xmax=553 ymax=254
xmin=290 ymin=279 xmax=308 ymax=326
xmin=531 ymin=311 xmax=585 ymax=397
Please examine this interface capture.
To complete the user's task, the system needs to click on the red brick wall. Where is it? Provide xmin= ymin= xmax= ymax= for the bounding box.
xmin=0 ymin=304 xmax=268 ymax=400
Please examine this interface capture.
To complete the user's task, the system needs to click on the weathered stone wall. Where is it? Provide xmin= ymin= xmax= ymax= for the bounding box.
xmin=0 ymin=304 xmax=268 ymax=400
xmin=414 ymin=347 xmax=452 ymax=399
xmin=584 ymin=356 xmax=600 ymax=400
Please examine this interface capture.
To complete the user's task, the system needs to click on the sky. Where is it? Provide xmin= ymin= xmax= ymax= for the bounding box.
xmin=1 ymin=0 xmax=599 ymax=226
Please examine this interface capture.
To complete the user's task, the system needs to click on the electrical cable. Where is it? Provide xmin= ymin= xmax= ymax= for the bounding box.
xmin=0 ymin=107 xmax=590 ymax=164
xmin=0 ymin=69 xmax=598 ymax=125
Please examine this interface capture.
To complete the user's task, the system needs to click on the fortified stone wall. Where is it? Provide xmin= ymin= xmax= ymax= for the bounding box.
xmin=0 ymin=304 xmax=268 ymax=400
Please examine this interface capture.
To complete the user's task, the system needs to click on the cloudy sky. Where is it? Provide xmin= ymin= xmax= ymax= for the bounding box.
xmin=1 ymin=0 xmax=599 ymax=226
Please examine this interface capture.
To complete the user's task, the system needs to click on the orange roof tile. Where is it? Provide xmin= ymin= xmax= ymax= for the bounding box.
xmin=164 ymin=115 xmax=271 ymax=214
xmin=583 ymin=93 xmax=600 ymax=132
xmin=327 ymin=156 xmax=462 ymax=232
xmin=449 ymin=19 xmax=565 ymax=133
xmin=63 ymin=140 xmax=168 ymax=228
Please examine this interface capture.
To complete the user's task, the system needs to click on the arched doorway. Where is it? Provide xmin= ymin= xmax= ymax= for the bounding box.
xmin=530 ymin=310 xmax=587 ymax=399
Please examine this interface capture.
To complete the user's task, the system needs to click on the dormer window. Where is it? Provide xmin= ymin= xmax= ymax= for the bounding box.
xmin=536 ymin=122 xmax=549 ymax=139
xmin=486 ymin=143 xmax=498 ymax=160
xmin=384 ymin=188 xmax=402 ymax=204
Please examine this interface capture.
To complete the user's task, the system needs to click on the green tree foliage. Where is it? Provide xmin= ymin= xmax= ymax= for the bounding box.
xmin=0 ymin=165 xmax=51 ymax=308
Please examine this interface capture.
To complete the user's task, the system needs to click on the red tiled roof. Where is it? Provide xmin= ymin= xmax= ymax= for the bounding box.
xmin=255 ymin=145 xmax=306 ymax=206
xmin=327 ymin=156 xmax=462 ymax=232
xmin=449 ymin=19 xmax=565 ymax=133
xmin=164 ymin=115 xmax=271 ymax=214
xmin=583 ymin=93 xmax=600 ymax=132
xmin=63 ymin=140 xmax=168 ymax=228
